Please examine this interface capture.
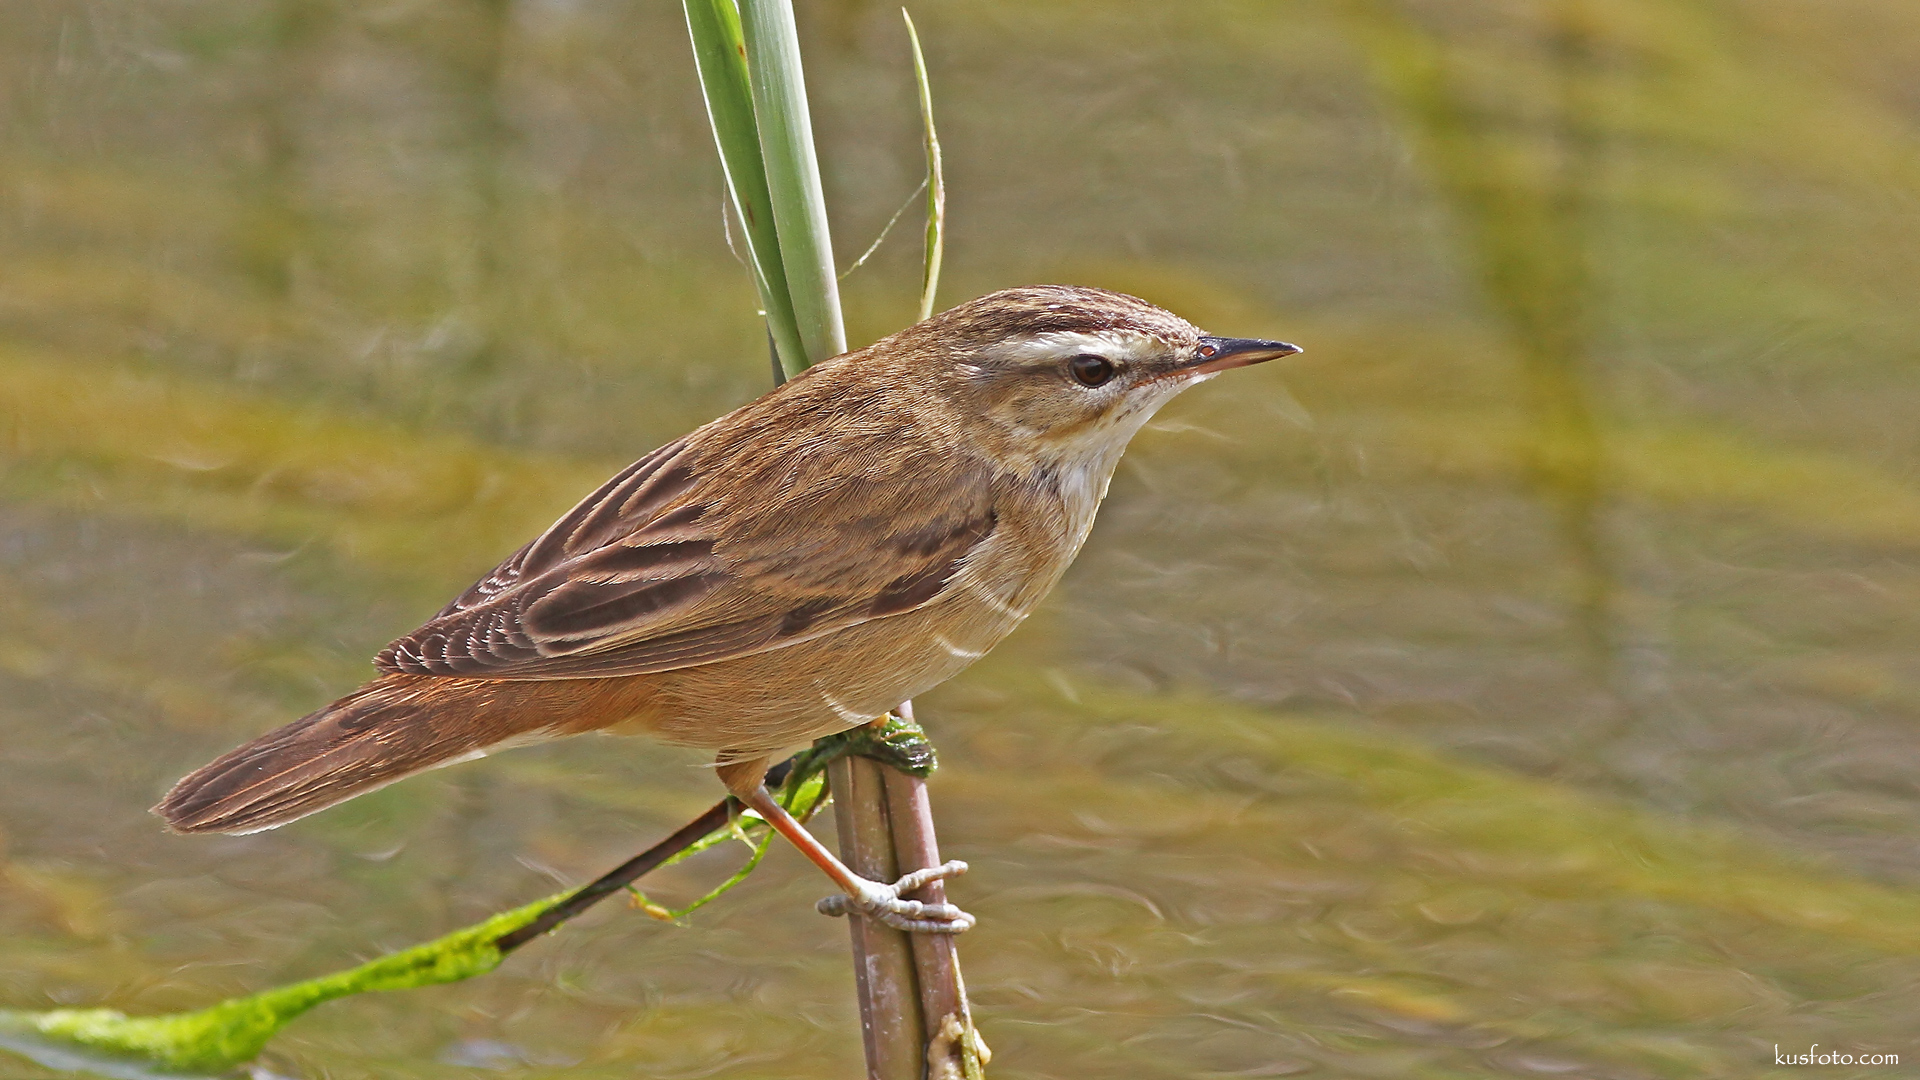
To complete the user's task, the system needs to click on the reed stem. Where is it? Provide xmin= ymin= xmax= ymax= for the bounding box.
xmin=830 ymin=756 xmax=925 ymax=1079
xmin=686 ymin=4 xmax=978 ymax=1074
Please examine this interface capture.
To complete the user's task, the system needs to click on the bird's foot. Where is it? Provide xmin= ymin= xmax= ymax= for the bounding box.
xmin=817 ymin=859 xmax=975 ymax=933
xmin=796 ymin=711 xmax=938 ymax=784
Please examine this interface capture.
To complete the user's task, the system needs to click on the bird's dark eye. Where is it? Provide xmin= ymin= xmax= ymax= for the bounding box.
xmin=1067 ymin=354 xmax=1116 ymax=387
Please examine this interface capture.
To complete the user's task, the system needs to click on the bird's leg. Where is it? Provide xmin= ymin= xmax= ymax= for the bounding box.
xmin=716 ymin=755 xmax=973 ymax=934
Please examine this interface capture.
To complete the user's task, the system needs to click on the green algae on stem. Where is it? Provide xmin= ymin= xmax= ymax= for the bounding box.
xmin=0 ymin=756 xmax=843 ymax=1078
xmin=0 ymin=893 xmax=563 ymax=1077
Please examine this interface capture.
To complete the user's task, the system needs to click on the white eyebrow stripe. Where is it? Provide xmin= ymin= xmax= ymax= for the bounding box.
xmin=933 ymin=633 xmax=985 ymax=660
xmin=995 ymin=329 xmax=1161 ymax=363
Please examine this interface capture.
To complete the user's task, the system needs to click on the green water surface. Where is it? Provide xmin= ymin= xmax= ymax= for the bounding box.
xmin=3 ymin=1 xmax=1919 ymax=1076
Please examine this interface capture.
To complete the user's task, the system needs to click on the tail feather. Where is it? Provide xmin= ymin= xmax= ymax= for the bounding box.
xmin=155 ymin=674 xmax=555 ymax=834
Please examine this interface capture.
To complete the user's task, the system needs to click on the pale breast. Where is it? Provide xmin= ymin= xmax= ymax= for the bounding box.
xmin=634 ymin=472 xmax=1098 ymax=755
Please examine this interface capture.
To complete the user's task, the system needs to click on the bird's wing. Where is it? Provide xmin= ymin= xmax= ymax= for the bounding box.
xmin=374 ymin=432 xmax=999 ymax=679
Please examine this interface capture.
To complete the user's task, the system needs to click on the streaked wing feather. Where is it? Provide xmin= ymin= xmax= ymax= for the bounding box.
xmin=376 ymin=433 xmax=998 ymax=680
xmin=425 ymin=439 xmax=694 ymax=621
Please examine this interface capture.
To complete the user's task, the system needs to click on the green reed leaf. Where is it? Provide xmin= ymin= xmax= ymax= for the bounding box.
xmin=682 ymin=0 xmax=810 ymax=378
xmin=739 ymin=0 xmax=847 ymax=371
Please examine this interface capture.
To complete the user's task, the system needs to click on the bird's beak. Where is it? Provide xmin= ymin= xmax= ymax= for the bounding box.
xmin=1186 ymin=336 xmax=1303 ymax=375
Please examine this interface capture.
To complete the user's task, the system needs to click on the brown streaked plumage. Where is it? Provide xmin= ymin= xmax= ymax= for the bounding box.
xmin=155 ymin=285 xmax=1300 ymax=931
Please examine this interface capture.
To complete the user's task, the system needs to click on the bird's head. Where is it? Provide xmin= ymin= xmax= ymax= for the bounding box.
xmin=873 ymin=285 xmax=1300 ymax=471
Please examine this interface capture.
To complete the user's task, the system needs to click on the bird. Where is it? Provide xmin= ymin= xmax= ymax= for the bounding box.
xmin=155 ymin=284 xmax=1300 ymax=933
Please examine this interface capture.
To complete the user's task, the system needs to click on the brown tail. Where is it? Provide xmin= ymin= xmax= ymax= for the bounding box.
xmin=155 ymin=673 xmax=571 ymax=835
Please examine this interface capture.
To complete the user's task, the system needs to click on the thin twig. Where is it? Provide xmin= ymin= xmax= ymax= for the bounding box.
xmin=839 ymin=178 xmax=929 ymax=281
xmin=492 ymin=757 xmax=799 ymax=953
xmin=493 ymin=801 xmax=731 ymax=953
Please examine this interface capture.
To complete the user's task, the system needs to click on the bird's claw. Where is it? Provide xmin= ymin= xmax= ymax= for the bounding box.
xmin=816 ymin=859 xmax=974 ymax=933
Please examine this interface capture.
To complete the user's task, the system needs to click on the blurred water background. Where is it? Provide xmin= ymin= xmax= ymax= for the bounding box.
xmin=3 ymin=1 xmax=1920 ymax=1077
